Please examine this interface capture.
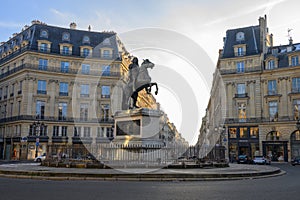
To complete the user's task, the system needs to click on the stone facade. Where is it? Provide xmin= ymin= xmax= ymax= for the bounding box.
xmin=0 ymin=21 xmax=161 ymax=160
xmin=199 ymin=16 xmax=300 ymax=162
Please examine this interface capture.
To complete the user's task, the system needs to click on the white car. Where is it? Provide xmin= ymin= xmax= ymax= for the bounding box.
xmin=34 ymin=153 xmax=46 ymax=162
xmin=252 ymin=156 xmax=271 ymax=165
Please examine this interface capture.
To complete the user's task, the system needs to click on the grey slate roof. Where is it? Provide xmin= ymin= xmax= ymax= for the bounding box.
xmin=266 ymin=43 xmax=300 ymax=68
xmin=222 ymin=25 xmax=261 ymax=58
xmin=0 ymin=23 xmax=120 ymax=61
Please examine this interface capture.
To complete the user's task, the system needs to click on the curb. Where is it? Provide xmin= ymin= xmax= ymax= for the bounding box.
xmin=0 ymin=168 xmax=284 ymax=181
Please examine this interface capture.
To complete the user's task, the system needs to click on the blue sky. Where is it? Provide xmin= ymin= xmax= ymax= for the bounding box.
xmin=1 ymin=0 xmax=299 ymax=144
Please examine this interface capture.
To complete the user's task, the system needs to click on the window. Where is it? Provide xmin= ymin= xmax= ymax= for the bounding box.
xmin=10 ymin=84 xmax=14 ymax=97
xmin=83 ymin=36 xmax=90 ymax=44
xmin=82 ymin=48 xmax=90 ymax=57
xmin=250 ymin=127 xmax=259 ymax=138
xmin=61 ymin=61 xmax=69 ymax=73
xmin=80 ymin=84 xmax=89 ymax=97
xmin=4 ymin=86 xmax=8 ymax=99
xmin=18 ymin=101 xmax=21 ymax=116
xmin=62 ymin=33 xmax=70 ymax=41
xmin=236 ymin=32 xmax=245 ymax=42
xmin=62 ymin=126 xmax=67 ymax=136
xmin=237 ymin=47 xmax=244 ymax=56
xmin=239 ymin=127 xmax=248 ymax=138
xmin=36 ymin=100 xmax=45 ymax=119
xmin=293 ymin=99 xmax=300 ymax=120
xmin=97 ymin=127 xmax=106 ymax=137
xmin=81 ymin=64 xmax=90 ymax=74
xmin=102 ymin=65 xmax=111 ymax=76
xmin=101 ymin=104 xmax=110 ymax=120
xmin=40 ymin=30 xmax=48 ymax=38
xmin=292 ymin=77 xmax=300 ymax=93
xmin=80 ymin=103 xmax=88 ymax=121
xmin=236 ymin=61 xmax=245 ymax=73
xmin=292 ymin=56 xmax=299 ymax=66
xmin=74 ymin=127 xmax=81 ymax=137
xmin=58 ymin=102 xmax=67 ymax=120
xmin=40 ymin=43 xmax=48 ymax=52
xmin=0 ymin=88 xmax=2 ymax=100
xmin=237 ymin=83 xmax=245 ymax=94
xmin=292 ymin=131 xmax=300 ymax=141
xmin=18 ymin=81 xmax=22 ymax=94
xmin=10 ymin=103 xmax=13 ymax=117
xmin=53 ymin=126 xmax=59 ymax=136
xmin=83 ymin=127 xmax=91 ymax=137
xmin=107 ymin=127 xmax=113 ymax=138
xmin=236 ymin=83 xmax=246 ymax=97
xmin=266 ymin=131 xmax=280 ymax=141
xmin=62 ymin=46 xmax=70 ymax=55
xmin=238 ymin=103 xmax=246 ymax=122
xmin=101 ymin=86 xmax=110 ymax=98
xmin=37 ymin=80 xmax=47 ymax=94
xmin=229 ymin=128 xmax=237 ymax=138
xmin=267 ymin=60 xmax=275 ymax=70
xmin=38 ymin=59 xmax=48 ymax=70
xmin=269 ymin=101 xmax=278 ymax=122
xmin=103 ymin=50 xmax=111 ymax=58
xmin=268 ymin=80 xmax=277 ymax=95
xmin=59 ymin=82 xmax=69 ymax=96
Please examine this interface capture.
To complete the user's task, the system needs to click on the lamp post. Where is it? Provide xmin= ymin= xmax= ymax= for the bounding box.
xmin=32 ymin=118 xmax=45 ymax=158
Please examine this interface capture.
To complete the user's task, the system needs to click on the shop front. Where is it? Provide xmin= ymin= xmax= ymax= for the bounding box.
xmin=262 ymin=141 xmax=288 ymax=162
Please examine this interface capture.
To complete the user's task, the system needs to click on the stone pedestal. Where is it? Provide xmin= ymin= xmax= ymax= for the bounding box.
xmin=113 ymin=108 xmax=162 ymax=145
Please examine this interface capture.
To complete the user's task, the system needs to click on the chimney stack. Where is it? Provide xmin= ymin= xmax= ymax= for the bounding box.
xmin=70 ymin=22 xmax=77 ymax=30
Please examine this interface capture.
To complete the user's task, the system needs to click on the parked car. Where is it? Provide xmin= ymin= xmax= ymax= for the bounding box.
xmin=34 ymin=153 xmax=46 ymax=162
xmin=237 ymin=155 xmax=251 ymax=164
xmin=291 ymin=156 xmax=300 ymax=166
xmin=252 ymin=156 xmax=271 ymax=165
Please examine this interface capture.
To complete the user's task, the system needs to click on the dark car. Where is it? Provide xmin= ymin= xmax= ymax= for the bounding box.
xmin=237 ymin=155 xmax=251 ymax=164
xmin=291 ymin=156 xmax=300 ymax=166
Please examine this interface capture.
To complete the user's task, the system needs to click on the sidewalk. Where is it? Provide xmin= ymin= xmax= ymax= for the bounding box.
xmin=0 ymin=162 xmax=284 ymax=181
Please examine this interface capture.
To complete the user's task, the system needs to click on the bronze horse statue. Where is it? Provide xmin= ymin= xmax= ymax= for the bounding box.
xmin=124 ymin=58 xmax=158 ymax=109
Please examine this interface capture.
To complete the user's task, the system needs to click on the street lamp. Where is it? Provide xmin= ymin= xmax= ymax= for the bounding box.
xmin=32 ymin=117 xmax=45 ymax=158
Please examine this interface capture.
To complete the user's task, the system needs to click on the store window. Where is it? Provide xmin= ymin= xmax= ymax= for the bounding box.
xmin=250 ymin=127 xmax=259 ymax=138
xmin=239 ymin=127 xmax=248 ymax=138
xmin=229 ymin=128 xmax=237 ymax=138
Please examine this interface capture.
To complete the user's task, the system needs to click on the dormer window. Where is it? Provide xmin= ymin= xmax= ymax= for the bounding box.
xmin=62 ymin=32 xmax=70 ymax=41
xmin=236 ymin=32 xmax=245 ymax=42
xmin=292 ymin=56 xmax=299 ymax=66
xmin=40 ymin=30 xmax=48 ymax=38
xmin=267 ymin=59 xmax=275 ymax=70
xmin=234 ymin=44 xmax=246 ymax=57
xmin=83 ymin=36 xmax=90 ymax=44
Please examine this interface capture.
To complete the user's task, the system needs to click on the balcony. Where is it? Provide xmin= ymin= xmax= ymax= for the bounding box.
xmin=220 ymin=66 xmax=262 ymax=75
xmin=234 ymin=93 xmax=248 ymax=98
xmin=37 ymin=90 xmax=47 ymax=95
xmin=52 ymin=136 xmax=68 ymax=143
xmin=59 ymin=92 xmax=68 ymax=96
xmin=0 ymin=63 xmax=121 ymax=81
xmin=291 ymin=88 xmax=300 ymax=94
xmin=72 ymin=136 xmax=92 ymax=144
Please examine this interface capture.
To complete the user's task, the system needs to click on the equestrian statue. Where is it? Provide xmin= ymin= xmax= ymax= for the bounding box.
xmin=124 ymin=57 xmax=158 ymax=109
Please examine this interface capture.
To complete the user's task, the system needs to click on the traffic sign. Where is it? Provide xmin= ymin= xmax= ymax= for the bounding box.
xmin=36 ymin=138 xmax=39 ymax=142
xmin=36 ymin=142 xmax=39 ymax=147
